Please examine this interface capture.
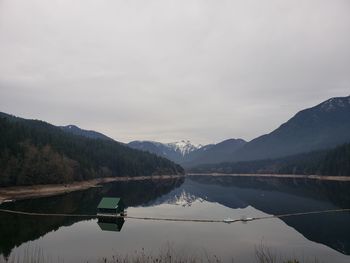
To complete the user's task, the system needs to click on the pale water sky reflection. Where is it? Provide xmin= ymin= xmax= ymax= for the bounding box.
xmin=1 ymin=176 xmax=350 ymax=263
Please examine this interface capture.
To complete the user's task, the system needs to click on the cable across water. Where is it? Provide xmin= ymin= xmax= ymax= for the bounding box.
xmin=1 ymin=208 xmax=350 ymax=223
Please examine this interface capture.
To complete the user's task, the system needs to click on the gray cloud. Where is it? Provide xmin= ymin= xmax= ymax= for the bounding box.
xmin=1 ymin=0 xmax=349 ymax=144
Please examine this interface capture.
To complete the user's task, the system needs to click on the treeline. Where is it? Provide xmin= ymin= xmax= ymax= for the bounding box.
xmin=190 ymin=143 xmax=350 ymax=176
xmin=0 ymin=114 xmax=184 ymax=186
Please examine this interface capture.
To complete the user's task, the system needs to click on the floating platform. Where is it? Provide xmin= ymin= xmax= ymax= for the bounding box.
xmin=97 ymin=197 xmax=126 ymax=218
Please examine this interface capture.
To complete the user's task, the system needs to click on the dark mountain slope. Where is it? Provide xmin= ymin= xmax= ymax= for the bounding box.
xmin=128 ymin=141 xmax=183 ymax=163
xmin=190 ymin=142 xmax=350 ymax=177
xmin=0 ymin=113 xmax=184 ymax=186
xmin=184 ymin=138 xmax=246 ymax=167
xmin=232 ymin=96 xmax=350 ymax=162
xmin=60 ymin=125 xmax=114 ymax=141
xmin=0 ymin=113 xmax=115 ymax=142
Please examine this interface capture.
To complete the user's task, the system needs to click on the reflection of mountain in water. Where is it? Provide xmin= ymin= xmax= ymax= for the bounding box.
xmin=171 ymin=190 xmax=205 ymax=207
xmin=182 ymin=176 xmax=350 ymax=255
xmin=1 ymin=175 xmax=349 ymax=257
xmin=150 ymin=189 xmax=205 ymax=207
xmin=0 ymin=177 xmax=184 ymax=257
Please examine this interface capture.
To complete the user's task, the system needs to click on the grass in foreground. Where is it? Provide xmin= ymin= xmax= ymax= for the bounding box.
xmin=0 ymin=245 xmax=321 ymax=263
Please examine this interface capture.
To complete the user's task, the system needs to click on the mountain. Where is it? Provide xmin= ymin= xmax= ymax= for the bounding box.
xmin=230 ymin=95 xmax=350 ymax=162
xmin=128 ymin=138 xmax=247 ymax=167
xmin=131 ymin=96 xmax=350 ymax=167
xmin=59 ymin=125 xmax=114 ymax=141
xmin=191 ymin=142 xmax=350 ymax=176
xmin=167 ymin=140 xmax=203 ymax=156
xmin=183 ymin=138 xmax=246 ymax=167
xmin=0 ymin=113 xmax=115 ymax=142
xmin=128 ymin=140 xmax=202 ymax=164
xmin=0 ymin=112 xmax=184 ymax=186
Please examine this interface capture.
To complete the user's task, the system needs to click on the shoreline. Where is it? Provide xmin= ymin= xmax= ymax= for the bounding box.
xmin=0 ymin=175 xmax=184 ymax=204
xmin=1 ymin=173 xmax=349 ymax=204
xmin=187 ymin=173 xmax=350 ymax=181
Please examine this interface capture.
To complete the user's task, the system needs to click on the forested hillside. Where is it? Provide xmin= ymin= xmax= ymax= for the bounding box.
xmin=190 ymin=143 xmax=350 ymax=177
xmin=60 ymin=125 xmax=114 ymax=141
xmin=0 ymin=114 xmax=184 ymax=186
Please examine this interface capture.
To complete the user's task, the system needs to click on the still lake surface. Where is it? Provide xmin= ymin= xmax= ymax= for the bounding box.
xmin=1 ymin=175 xmax=350 ymax=262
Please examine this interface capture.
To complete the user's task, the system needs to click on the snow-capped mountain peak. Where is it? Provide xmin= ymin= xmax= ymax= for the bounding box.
xmin=128 ymin=140 xmax=204 ymax=162
xmin=166 ymin=140 xmax=202 ymax=156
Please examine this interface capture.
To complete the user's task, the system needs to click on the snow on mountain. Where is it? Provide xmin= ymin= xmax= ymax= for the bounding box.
xmin=166 ymin=140 xmax=203 ymax=156
xmin=128 ymin=139 xmax=246 ymax=166
xmin=127 ymin=140 xmax=203 ymax=164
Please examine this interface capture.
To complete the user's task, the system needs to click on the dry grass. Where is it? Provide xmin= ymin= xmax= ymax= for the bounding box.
xmin=97 ymin=244 xmax=218 ymax=263
xmin=0 ymin=244 xmax=321 ymax=263
xmin=0 ymin=247 xmax=45 ymax=263
xmin=98 ymin=245 xmax=320 ymax=263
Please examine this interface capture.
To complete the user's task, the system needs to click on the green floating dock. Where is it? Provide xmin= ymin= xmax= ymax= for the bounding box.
xmin=97 ymin=197 xmax=125 ymax=217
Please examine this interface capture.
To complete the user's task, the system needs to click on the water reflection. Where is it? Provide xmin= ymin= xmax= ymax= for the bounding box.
xmin=0 ymin=177 xmax=184 ymax=257
xmin=186 ymin=175 xmax=350 ymax=255
xmin=97 ymin=217 xmax=125 ymax=232
xmin=1 ymin=175 xmax=350 ymax=260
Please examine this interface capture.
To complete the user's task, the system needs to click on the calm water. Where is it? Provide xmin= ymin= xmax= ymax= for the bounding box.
xmin=1 ymin=175 xmax=350 ymax=262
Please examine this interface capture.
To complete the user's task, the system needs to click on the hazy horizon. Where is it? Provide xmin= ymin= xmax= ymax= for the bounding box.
xmin=1 ymin=0 xmax=349 ymax=144
xmin=2 ymin=94 xmax=350 ymax=146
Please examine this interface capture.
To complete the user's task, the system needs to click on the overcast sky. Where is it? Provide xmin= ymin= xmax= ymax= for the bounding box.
xmin=0 ymin=0 xmax=349 ymax=144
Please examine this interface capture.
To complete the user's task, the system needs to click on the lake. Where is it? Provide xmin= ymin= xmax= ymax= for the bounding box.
xmin=1 ymin=175 xmax=350 ymax=263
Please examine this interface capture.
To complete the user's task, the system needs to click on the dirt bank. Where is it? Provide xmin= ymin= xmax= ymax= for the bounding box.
xmin=0 ymin=175 xmax=184 ymax=204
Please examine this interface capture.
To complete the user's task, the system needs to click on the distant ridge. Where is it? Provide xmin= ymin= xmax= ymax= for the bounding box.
xmin=190 ymin=142 xmax=350 ymax=177
xmin=230 ymin=95 xmax=350 ymax=162
xmin=184 ymin=138 xmax=246 ymax=167
xmin=128 ymin=138 xmax=246 ymax=166
xmin=0 ymin=112 xmax=116 ymax=142
xmin=60 ymin=125 xmax=114 ymax=141
xmin=3 ymin=95 xmax=349 ymax=171
xmin=128 ymin=140 xmax=202 ymax=164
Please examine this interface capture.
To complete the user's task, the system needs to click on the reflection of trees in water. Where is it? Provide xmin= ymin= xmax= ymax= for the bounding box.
xmin=191 ymin=175 xmax=350 ymax=207
xmin=0 ymin=177 xmax=184 ymax=257
xmin=1 ymin=175 xmax=349 ymax=258
xmin=189 ymin=175 xmax=350 ymax=255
